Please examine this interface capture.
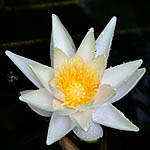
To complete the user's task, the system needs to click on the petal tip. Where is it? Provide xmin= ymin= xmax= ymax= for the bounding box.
xmin=46 ymin=136 xmax=54 ymax=145
xmin=52 ymin=13 xmax=60 ymax=25
xmin=134 ymin=59 xmax=143 ymax=68
xmin=109 ymin=16 xmax=117 ymax=27
xmin=52 ymin=13 xmax=56 ymax=17
xmin=139 ymin=59 xmax=143 ymax=64
xmin=111 ymin=16 xmax=117 ymax=22
xmin=142 ymin=67 xmax=146 ymax=73
xmin=106 ymin=16 xmax=117 ymax=29
xmin=140 ymin=68 xmax=146 ymax=78
xmin=89 ymin=27 xmax=94 ymax=32
xmin=5 ymin=50 xmax=12 ymax=57
xmin=132 ymin=126 xmax=139 ymax=132
xmin=52 ymin=13 xmax=57 ymax=19
xmin=5 ymin=50 xmax=9 ymax=55
xmin=19 ymin=96 xmax=24 ymax=102
xmin=46 ymin=139 xmax=51 ymax=145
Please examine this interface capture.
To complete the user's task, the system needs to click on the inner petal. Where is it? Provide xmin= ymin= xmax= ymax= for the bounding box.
xmin=54 ymin=56 xmax=100 ymax=108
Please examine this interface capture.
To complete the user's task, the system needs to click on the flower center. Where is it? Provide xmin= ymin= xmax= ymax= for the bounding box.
xmin=55 ymin=59 xmax=100 ymax=107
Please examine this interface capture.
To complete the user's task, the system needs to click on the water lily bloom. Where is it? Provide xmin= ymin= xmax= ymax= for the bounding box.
xmin=5 ymin=14 xmax=145 ymax=145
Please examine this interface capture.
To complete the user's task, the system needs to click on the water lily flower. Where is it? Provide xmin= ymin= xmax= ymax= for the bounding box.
xmin=5 ymin=14 xmax=145 ymax=145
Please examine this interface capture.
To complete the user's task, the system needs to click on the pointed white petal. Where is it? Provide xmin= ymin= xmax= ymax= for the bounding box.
xmin=20 ymin=90 xmax=52 ymax=117
xmin=28 ymin=63 xmax=54 ymax=92
xmin=46 ymin=113 xmax=74 ymax=145
xmin=76 ymin=28 xmax=95 ymax=63
xmin=5 ymin=50 xmax=43 ymax=88
xmin=62 ymin=21 xmax=76 ymax=50
xmin=49 ymin=79 xmax=65 ymax=101
xmin=28 ymin=104 xmax=52 ymax=117
xmin=51 ymin=14 xmax=75 ymax=62
xmin=101 ymin=59 xmax=143 ymax=88
xmin=73 ymin=122 xmax=103 ymax=141
xmin=53 ymin=48 xmax=69 ymax=70
xmin=92 ymin=102 xmax=139 ymax=131
xmin=20 ymin=90 xmax=33 ymax=95
xmin=19 ymin=88 xmax=54 ymax=112
xmin=95 ymin=16 xmax=117 ymax=59
xmin=70 ymin=110 xmax=92 ymax=132
xmin=87 ymin=54 xmax=106 ymax=82
xmin=93 ymin=84 xmax=116 ymax=108
xmin=109 ymin=68 xmax=146 ymax=103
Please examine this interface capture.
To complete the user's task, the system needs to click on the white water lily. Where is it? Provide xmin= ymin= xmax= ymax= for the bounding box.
xmin=5 ymin=14 xmax=145 ymax=145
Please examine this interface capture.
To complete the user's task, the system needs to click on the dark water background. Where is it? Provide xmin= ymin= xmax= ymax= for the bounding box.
xmin=0 ymin=0 xmax=150 ymax=149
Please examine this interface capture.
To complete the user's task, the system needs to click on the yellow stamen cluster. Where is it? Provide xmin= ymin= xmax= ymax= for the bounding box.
xmin=55 ymin=59 xmax=100 ymax=107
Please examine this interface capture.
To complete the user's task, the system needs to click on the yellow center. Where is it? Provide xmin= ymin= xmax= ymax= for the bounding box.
xmin=55 ymin=59 xmax=100 ymax=107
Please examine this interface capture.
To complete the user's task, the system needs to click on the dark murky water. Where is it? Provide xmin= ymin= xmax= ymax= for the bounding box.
xmin=0 ymin=0 xmax=150 ymax=150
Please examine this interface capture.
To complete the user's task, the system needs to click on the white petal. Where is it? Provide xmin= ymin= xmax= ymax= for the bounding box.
xmin=5 ymin=50 xmax=43 ymax=88
xmin=109 ymin=68 xmax=146 ymax=103
xmin=53 ymin=48 xmax=69 ymax=71
xmin=49 ymin=79 xmax=65 ymax=101
xmin=95 ymin=16 xmax=117 ymax=59
xmin=93 ymin=84 xmax=116 ymax=108
xmin=76 ymin=28 xmax=95 ymax=63
xmin=92 ymin=102 xmax=139 ymax=131
xmin=51 ymin=14 xmax=75 ymax=62
xmin=46 ymin=113 xmax=74 ymax=145
xmin=87 ymin=54 xmax=106 ymax=82
xmin=101 ymin=59 xmax=143 ymax=88
xmin=28 ymin=104 xmax=52 ymax=117
xmin=20 ymin=90 xmax=33 ymax=95
xmin=28 ymin=63 xmax=54 ymax=92
xmin=70 ymin=110 xmax=92 ymax=132
xmin=73 ymin=122 xmax=103 ymax=141
xmin=53 ymin=99 xmax=76 ymax=115
xmin=19 ymin=88 xmax=54 ymax=112
xmin=75 ymin=100 xmax=94 ymax=111
xmin=20 ymin=90 xmax=53 ymax=117
xmin=50 ymin=33 xmax=54 ymax=67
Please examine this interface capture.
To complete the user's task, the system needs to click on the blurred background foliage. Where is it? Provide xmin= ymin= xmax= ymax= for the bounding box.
xmin=0 ymin=0 xmax=150 ymax=150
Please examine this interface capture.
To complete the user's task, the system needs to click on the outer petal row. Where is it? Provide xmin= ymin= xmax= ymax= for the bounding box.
xmin=19 ymin=88 xmax=54 ymax=112
xmin=95 ymin=16 xmax=117 ymax=59
xmin=51 ymin=14 xmax=117 ymax=64
xmin=101 ymin=59 xmax=143 ymax=88
xmin=109 ymin=68 xmax=146 ymax=103
xmin=28 ymin=104 xmax=52 ymax=117
xmin=46 ymin=114 xmax=103 ymax=145
xmin=46 ymin=113 xmax=74 ymax=145
xmin=20 ymin=90 xmax=52 ymax=117
xmin=28 ymin=63 xmax=54 ymax=92
xmin=50 ymin=14 xmax=75 ymax=66
xmin=92 ymin=102 xmax=139 ymax=132
xmin=5 ymin=51 xmax=43 ymax=88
